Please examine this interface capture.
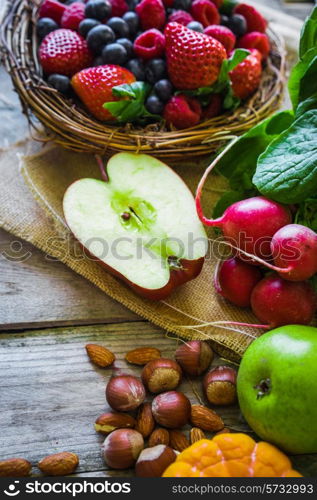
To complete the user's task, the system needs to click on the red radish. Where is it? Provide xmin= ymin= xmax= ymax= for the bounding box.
xmin=215 ymin=257 xmax=262 ymax=307
xmin=270 ymin=224 xmax=317 ymax=281
xmin=195 ymin=142 xmax=292 ymax=261
xmin=251 ymin=274 xmax=317 ymax=327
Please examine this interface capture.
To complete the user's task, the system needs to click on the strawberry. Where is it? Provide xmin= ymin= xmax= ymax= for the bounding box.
xmin=204 ymin=25 xmax=236 ymax=54
xmin=164 ymin=94 xmax=202 ymax=129
xmin=168 ymin=10 xmax=194 ymax=26
xmin=190 ymin=0 xmax=220 ymax=28
xmin=229 ymin=48 xmax=262 ymax=99
xmin=238 ymin=31 xmax=270 ymax=59
xmin=109 ymin=0 xmax=129 ymax=17
xmin=39 ymin=29 xmax=93 ymax=76
xmin=234 ymin=4 xmax=267 ymax=33
xmin=71 ymin=65 xmax=136 ymax=120
xmin=61 ymin=2 xmax=85 ymax=31
xmin=164 ymin=22 xmax=226 ymax=89
xmin=39 ymin=0 xmax=66 ymax=24
xmin=136 ymin=0 xmax=166 ymax=30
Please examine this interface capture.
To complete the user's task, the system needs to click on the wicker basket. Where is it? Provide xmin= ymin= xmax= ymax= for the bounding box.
xmin=0 ymin=0 xmax=286 ymax=160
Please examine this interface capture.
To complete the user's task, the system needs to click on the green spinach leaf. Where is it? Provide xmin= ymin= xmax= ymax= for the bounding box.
xmin=299 ymin=5 xmax=317 ymax=58
xmin=253 ymin=110 xmax=317 ymax=204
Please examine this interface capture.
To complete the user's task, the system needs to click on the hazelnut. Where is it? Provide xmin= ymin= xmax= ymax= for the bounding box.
xmin=102 ymin=429 xmax=144 ymax=469
xmin=106 ymin=375 xmax=146 ymax=411
xmin=142 ymin=358 xmax=182 ymax=393
xmin=175 ymin=341 xmax=213 ymax=376
xmin=135 ymin=445 xmax=177 ymax=477
xmin=152 ymin=391 xmax=191 ymax=429
xmin=203 ymin=366 xmax=237 ymax=406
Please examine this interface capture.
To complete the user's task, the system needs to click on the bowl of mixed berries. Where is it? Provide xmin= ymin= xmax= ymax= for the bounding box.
xmin=1 ymin=0 xmax=284 ymax=159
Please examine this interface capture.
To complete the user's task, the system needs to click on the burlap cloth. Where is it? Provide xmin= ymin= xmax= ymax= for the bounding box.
xmin=0 ymin=138 xmax=263 ymax=361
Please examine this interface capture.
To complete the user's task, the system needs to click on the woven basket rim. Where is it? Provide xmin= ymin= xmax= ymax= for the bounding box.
xmin=0 ymin=0 xmax=286 ymax=159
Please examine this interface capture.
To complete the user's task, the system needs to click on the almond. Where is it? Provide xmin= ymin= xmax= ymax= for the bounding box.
xmin=125 ymin=347 xmax=161 ymax=366
xmin=94 ymin=412 xmax=136 ymax=434
xmin=148 ymin=428 xmax=170 ymax=447
xmin=0 ymin=458 xmax=31 ymax=477
xmin=85 ymin=344 xmax=115 ymax=368
xmin=38 ymin=452 xmax=79 ymax=476
xmin=215 ymin=427 xmax=232 ymax=435
xmin=190 ymin=405 xmax=224 ymax=432
xmin=190 ymin=427 xmax=206 ymax=444
xmin=135 ymin=402 xmax=155 ymax=438
xmin=169 ymin=430 xmax=190 ymax=452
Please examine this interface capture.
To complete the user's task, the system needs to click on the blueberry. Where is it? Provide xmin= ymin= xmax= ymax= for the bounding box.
xmin=85 ymin=0 xmax=112 ymax=20
xmin=186 ymin=21 xmax=204 ymax=32
xmin=102 ymin=43 xmax=128 ymax=64
xmin=133 ymin=30 xmax=143 ymax=41
xmin=122 ymin=11 xmax=139 ymax=36
xmin=107 ymin=17 xmax=130 ymax=38
xmin=173 ymin=0 xmax=191 ymax=11
xmin=145 ymin=95 xmax=164 ymax=115
xmin=145 ymin=59 xmax=166 ymax=84
xmin=65 ymin=0 xmax=83 ymax=4
xmin=220 ymin=14 xmax=229 ymax=25
xmin=154 ymin=79 xmax=173 ymax=102
xmin=93 ymin=56 xmax=104 ymax=66
xmin=126 ymin=58 xmax=145 ymax=80
xmin=87 ymin=25 xmax=115 ymax=54
xmin=223 ymin=14 xmax=247 ymax=36
xmin=47 ymin=74 xmax=71 ymax=95
xmin=79 ymin=18 xmax=101 ymax=38
xmin=36 ymin=18 xmax=59 ymax=39
xmin=127 ymin=0 xmax=140 ymax=11
xmin=116 ymin=38 xmax=134 ymax=58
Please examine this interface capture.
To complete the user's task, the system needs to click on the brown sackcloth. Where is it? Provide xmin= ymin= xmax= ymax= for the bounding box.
xmin=0 ymin=139 xmax=264 ymax=361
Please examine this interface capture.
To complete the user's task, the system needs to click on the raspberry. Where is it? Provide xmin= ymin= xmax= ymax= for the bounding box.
xmin=134 ymin=29 xmax=166 ymax=59
xmin=162 ymin=0 xmax=174 ymax=6
xmin=234 ymin=3 xmax=267 ymax=33
xmin=39 ymin=29 xmax=93 ymax=76
xmin=109 ymin=0 xmax=129 ymax=17
xmin=39 ymin=0 xmax=66 ymax=24
xmin=61 ymin=2 xmax=85 ymax=30
xmin=238 ymin=31 xmax=270 ymax=59
xmin=190 ymin=0 xmax=220 ymax=28
xmin=136 ymin=0 xmax=166 ymax=30
xmin=168 ymin=10 xmax=193 ymax=25
xmin=204 ymin=24 xmax=235 ymax=53
xmin=164 ymin=94 xmax=202 ymax=129
xmin=202 ymin=93 xmax=222 ymax=119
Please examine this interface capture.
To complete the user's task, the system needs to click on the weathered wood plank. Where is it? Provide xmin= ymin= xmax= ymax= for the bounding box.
xmin=0 ymin=322 xmax=315 ymax=477
xmin=0 ymin=322 xmax=246 ymax=477
xmin=0 ymin=229 xmax=139 ymax=330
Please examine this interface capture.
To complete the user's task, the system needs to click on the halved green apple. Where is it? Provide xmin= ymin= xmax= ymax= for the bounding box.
xmin=63 ymin=153 xmax=207 ymax=300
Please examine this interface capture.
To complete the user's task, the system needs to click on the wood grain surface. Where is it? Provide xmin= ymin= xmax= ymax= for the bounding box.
xmin=1 ymin=323 xmax=315 ymax=477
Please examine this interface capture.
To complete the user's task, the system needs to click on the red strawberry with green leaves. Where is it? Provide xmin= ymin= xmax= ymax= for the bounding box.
xmin=164 ymin=22 xmax=227 ymax=90
xmin=71 ymin=65 xmax=136 ymax=121
xmin=39 ymin=29 xmax=93 ymax=76
xmin=229 ymin=49 xmax=262 ymax=99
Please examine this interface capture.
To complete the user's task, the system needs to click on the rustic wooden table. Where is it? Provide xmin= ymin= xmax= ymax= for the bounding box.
xmin=0 ymin=0 xmax=316 ymax=478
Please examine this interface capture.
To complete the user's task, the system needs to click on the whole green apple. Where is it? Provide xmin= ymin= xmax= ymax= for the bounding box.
xmin=237 ymin=325 xmax=317 ymax=454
